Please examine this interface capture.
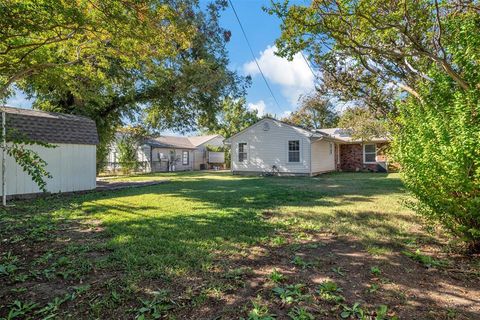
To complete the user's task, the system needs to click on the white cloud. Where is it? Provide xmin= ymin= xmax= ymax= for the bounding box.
xmin=247 ymin=100 xmax=267 ymax=116
xmin=243 ymin=45 xmax=315 ymax=106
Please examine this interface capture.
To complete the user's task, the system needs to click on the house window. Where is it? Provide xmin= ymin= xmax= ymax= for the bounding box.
xmin=182 ymin=151 xmax=189 ymax=165
xmin=363 ymin=144 xmax=377 ymax=163
xmin=238 ymin=143 xmax=247 ymax=162
xmin=329 ymin=142 xmax=333 ymax=155
xmin=288 ymin=140 xmax=300 ymax=162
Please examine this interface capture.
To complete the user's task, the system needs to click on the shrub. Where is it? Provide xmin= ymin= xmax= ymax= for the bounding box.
xmin=392 ymin=70 xmax=480 ymax=251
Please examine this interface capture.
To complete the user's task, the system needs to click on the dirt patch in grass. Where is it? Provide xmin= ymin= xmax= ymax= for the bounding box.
xmin=162 ymin=232 xmax=479 ymax=320
xmin=1 ymin=221 xmax=479 ymax=319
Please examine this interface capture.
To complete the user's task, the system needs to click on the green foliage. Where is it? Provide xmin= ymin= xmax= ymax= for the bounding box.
xmin=393 ymin=74 xmax=480 ymax=250
xmin=135 ymin=290 xmax=174 ymax=320
xmin=0 ymin=252 xmax=19 ymax=276
xmin=370 ymin=266 xmax=381 ymax=277
xmin=1 ymin=1 xmax=248 ymax=170
xmin=1 ymin=114 xmax=54 ymax=192
xmin=291 ymin=255 xmax=314 ymax=269
xmin=1 ymin=300 xmax=38 ymax=320
xmin=270 ymin=0 xmax=480 ymax=251
xmin=340 ymin=302 xmax=363 ymax=319
xmin=282 ymin=92 xmax=339 ymax=129
xmin=204 ymin=97 xmax=259 ymax=139
xmin=402 ymin=249 xmax=448 ymax=269
xmin=268 ymin=269 xmax=286 ymax=283
xmin=317 ymin=280 xmax=344 ymax=303
xmin=331 ymin=266 xmax=346 ymax=277
xmin=272 ymin=284 xmax=309 ymax=304
xmin=244 ymin=300 xmax=276 ymax=320
xmin=287 ymin=306 xmax=314 ymax=320
xmin=116 ymin=127 xmax=146 ymax=174
xmin=338 ymin=106 xmax=389 ymax=141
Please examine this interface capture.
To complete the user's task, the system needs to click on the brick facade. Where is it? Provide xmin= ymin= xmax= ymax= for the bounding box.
xmin=339 ymin=142 xmax=389 ymax=172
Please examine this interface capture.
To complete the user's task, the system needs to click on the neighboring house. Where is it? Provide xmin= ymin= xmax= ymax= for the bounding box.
xmin=0 ymin=106 xmax=98 ymax=198
xmin=224 ymin=117 xmax=389 ymax=176
xmin=106 ymin=134 xmax=224 ymax=172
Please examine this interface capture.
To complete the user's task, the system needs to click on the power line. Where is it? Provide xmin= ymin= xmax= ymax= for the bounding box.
xmin=228 ymin=0 xmax=282 ymax=113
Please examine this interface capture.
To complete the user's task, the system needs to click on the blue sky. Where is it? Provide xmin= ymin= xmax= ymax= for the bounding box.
xmin=7 ymin=0 xmax=314 ymax=119
xmin=219 ymin=0 xmax=314 ymax=118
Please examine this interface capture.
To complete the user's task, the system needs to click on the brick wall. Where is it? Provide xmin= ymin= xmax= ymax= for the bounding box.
xmin=339 ymin=142 xmax=390 ymax=172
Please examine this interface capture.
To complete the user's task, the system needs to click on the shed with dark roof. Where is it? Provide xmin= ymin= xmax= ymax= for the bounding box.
xmin=1 ymin=106 xmax=99 ymax=199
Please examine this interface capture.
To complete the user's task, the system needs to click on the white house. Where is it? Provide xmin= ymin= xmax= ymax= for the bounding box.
xmin=1 ymin=106 xmax=99 ymax=199
xmin=106 ymin=134 xmax=224 ymax=172
xmin=225 ymin=117 xmax=389 ymax=176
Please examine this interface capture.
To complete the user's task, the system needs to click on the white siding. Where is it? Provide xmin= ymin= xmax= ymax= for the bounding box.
xmin=151 ymin=148 xmax=193 ymax=172
xmin=1 ymin=143 xmax=96 ymax=196
xmin=193 ymin=136 xmax=224 ymax=170
xmin=311 ymin=140 xmax=335 ymax=174
xmin=230 ymin=119 xmax=311 ymax=174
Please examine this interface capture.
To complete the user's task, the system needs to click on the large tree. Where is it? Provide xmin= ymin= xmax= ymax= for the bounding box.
xmin=283 ymin=92 xmax=339 ymax=129
xmin=2 ymin=0 xmax=247 ymax=170
xmin=204 ymin=97 xmax=259 ymax=139
xmin=269 ymin=1 xmax=480 ymax=251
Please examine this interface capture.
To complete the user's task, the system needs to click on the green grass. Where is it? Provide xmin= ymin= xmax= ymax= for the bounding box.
xmin=1 ymin=171 xmax=431 ymax=318
xmin=6 ymin=172 xmax=416 ymax=277
xmin=73 ymin=173 xmax=413 ymax=275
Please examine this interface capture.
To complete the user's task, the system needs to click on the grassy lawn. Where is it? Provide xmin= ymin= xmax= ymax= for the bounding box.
xmin=0 ymin=172 xmax=479 ymax=319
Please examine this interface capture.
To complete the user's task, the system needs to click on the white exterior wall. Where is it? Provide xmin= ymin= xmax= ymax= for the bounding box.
xmin=151 ymin=148 xmax=193 ymax=172
xmin=1 ymin=143 xmax=96 ymax=196
xmin=193 ymin=136 xmax=224 ymax=170
xmin=311 ymin=140 xmax=336 ymax=174
xmin=230 ymin=119 xmax=311 ymax=175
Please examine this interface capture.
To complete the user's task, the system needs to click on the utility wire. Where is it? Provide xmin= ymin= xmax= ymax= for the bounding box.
xmin=228 ymin=0 xmax=282 ymax=113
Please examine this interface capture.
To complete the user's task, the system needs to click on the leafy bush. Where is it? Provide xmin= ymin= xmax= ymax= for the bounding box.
xmin=392 ymin=74 xmax=480 ymax=251
xmin=390 ymin=12 xmax=480 ymax=252
xmin=117 ymin=135 xmax=139 ymax=174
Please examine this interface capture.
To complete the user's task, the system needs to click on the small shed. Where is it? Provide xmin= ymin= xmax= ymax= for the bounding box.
xmin=1 ymin=106 xmax=99 ymax=199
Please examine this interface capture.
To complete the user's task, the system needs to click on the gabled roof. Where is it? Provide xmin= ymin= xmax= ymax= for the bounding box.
xmin=187 ymin=134 xmax=222 ymax=147
xmin=224 ymin=117 xmax=335 ymax=143
xmin=144 ymin=134 xmax=223 ymax=149
xmin=1 ymin=106 xmax=99 ymax=145
xmin=224 ymin=118 xmax=389 ymax=144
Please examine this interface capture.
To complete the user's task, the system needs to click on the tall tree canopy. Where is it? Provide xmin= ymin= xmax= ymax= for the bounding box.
xmin=1 ymin=0 xmax=247 ymax=170
xmin=269 ymin=1 xmax=480 ymax=251
xmin=282 ymin=92 xmax=338 ymax=129
xmin=204 ymin=97 xmax=259 ymax=139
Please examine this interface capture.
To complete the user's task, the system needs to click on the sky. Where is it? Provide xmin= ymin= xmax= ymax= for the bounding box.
xmin=6 ymin=0 xmax=314 ymax=120
xmin=218 ymin=0 xmax=315 ymax=119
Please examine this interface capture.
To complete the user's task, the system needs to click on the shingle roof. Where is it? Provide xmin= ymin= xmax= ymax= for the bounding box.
xmin=144 ymin=134 xmax=223 ymax=149
xmin=1 ymin=106 xmax=99 ymax=145
xmin=187 ymin=134 xmax=222 ymax=147
xmin=144 ymin=136 xmax=196 ymax=149
xmin=315 ymin=128 xmax=389 ymax=143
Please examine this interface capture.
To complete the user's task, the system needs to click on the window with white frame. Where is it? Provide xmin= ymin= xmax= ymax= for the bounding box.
xmin=363 ymin=144 xmax=377 ymax=163
xmin=288 ymin=140 xmax=300 ymax=162
xmin=182 ymin=151 xmax=189 ymax=165
xmin=329 ymin=142 xmax=333 ymax=155
xmin=238 ymin=142 xmax=247 ymax=162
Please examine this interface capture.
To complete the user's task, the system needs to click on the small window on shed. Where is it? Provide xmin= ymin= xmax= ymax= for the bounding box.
xmin=182 ymin=151 xmax=189 ymax=165
xmin=288 ymin=140 xmax=300 ymax=162
xmin=363 ymin=144 xmax=377 ymax=163
xmin=238 ymin=143 xmax=248 ymax=162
